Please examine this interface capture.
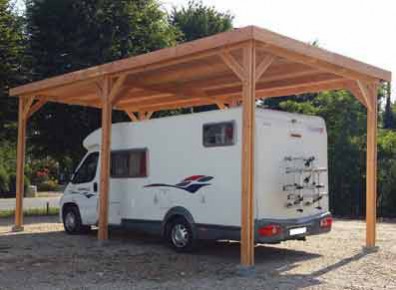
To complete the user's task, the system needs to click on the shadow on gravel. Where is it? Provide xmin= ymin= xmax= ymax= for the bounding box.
xmin=0 ymin=226 xmax=370 ymax=289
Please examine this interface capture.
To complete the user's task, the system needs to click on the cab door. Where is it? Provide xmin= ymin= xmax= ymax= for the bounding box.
xmin=68 ymin=152 xmax=99 ymax=225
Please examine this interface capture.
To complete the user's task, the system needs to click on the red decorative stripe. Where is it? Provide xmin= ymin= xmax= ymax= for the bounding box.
xmin=183 ymin=175 xmax=205 ymax=181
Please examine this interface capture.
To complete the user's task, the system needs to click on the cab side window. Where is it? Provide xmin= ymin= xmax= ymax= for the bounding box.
xmin=72 ymin=152 xmax=99 ymax=184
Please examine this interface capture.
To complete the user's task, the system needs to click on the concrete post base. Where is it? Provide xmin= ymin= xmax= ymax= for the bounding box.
xmin=237 ymin=265 xmax=256 ymax=277
xmin=11 ymin=225 xmax=24 ymax=232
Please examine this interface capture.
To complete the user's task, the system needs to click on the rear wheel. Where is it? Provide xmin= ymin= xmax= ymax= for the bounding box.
xmin=166 ymin=217 xmax=195 ymax=252
xmin=63 ymin=206 xmax=90 ymax=234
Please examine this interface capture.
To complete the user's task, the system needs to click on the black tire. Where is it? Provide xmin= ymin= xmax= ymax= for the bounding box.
xmin=166 ymin=217 xmax=196 ymax=252
xmin=63 ymin=205 xmax=90 ymax=235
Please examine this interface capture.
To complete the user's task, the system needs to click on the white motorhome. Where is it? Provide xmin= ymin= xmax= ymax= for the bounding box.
xmin=60 ymin=107 xmax=332 ymax=251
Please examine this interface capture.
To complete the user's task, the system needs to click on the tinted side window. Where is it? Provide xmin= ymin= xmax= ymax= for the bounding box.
xmin=203 ymin=121 xmax=235 ymax=147
xmin=111 ymin=150 xmax=147 ymax=178
xmin=72 ymin=152 xmax=99 ymax=184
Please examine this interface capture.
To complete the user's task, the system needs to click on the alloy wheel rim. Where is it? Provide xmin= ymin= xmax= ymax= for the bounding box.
xmin=171 ymin=224 xmax=189 ymax=248
xmin=65 ymin=212 xmax=76 ymax=231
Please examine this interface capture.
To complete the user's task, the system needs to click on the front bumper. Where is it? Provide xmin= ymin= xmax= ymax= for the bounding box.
xmin=255 ymin=212 xmax=332 ymax=243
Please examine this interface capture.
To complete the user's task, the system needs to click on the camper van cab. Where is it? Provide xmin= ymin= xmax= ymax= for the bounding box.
xmin=60 ymin=108 xmax=332 ymax=251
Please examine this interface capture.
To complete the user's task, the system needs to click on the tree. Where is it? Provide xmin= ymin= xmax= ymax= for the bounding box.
xmin=25 ymin=0 xmax=180 ymax=168
xmin=170 ymin=0 xmax=233 ymax=43
xmin=0 ymin=0 xmax=26 ymax=140
xmin=377 ymin=129 xmax=396 ymax=217
xmin=383 ymin=82 xmax=394 ymax=129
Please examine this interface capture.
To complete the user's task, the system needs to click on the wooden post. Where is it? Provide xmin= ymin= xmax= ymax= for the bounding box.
xmin=98 ymin=77 xmax=112 ymax=241
xmin=240 ymin=42 xmax=256 ymax=267
xmin=366 ymin=86 xmax=378 ymax=248
xmin=13 ymin=97 xmax=27 ymax=232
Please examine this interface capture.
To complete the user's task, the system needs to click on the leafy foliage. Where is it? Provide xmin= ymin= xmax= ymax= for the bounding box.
xmin=378 ymin=130 xmax=396 ymax=217
xmin=170 ymin=0 xmax=233 ymax=42
xmin=0 ymin=140 xmax=30 ymax=196
xmin=24 ymin=0 xmax=180 ymax=168
xmin=0 ymin=0 xmax=26 ymax=140
xmin=382 ymin=83 xmax=395 ymax=130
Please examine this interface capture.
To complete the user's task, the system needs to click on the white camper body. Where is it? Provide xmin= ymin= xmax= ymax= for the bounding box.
xmin=60 ymin=108 xmax=332 ymax=249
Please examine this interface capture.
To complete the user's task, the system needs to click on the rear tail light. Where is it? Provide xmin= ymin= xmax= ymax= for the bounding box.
xmin=258 ymin=225 xmax=282 ymax=237
xmin=320 ymin=216 xmax=333 ymax=228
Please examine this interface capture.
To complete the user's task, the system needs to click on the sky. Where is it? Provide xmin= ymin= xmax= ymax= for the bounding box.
xmin=163 ymin=0 xmax=395 ymax=99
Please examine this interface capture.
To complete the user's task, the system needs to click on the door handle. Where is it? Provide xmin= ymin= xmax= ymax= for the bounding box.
xmin=93 ymin=182 xmax=98 ymax=192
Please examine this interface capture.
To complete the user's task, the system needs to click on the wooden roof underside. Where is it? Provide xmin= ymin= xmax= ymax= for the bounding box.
xmin=9 ymin=26 xmax=391 ymax=113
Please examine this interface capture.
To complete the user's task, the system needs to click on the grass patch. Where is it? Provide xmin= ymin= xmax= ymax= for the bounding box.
xmin=0 ymin=207 xmax=59 ymax=218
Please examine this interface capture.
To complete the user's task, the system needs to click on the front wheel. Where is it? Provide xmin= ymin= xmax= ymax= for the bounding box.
xmin=63 ymin=206 xmax=90 ymax=234
xmin=166 ymin=218 xmax=196 ymax=252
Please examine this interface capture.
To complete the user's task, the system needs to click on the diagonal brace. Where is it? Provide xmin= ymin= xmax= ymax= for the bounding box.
xmin=220 ymin=50 xmax=246 ymax=81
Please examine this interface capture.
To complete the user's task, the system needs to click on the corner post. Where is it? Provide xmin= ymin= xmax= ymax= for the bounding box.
xmin=98 ymin=76 xmax=112 ymax=241
xmin=13 ymin=97 xmax=28 ymax=231
xmin=240 ymin=41 xmax=256 ymax=268
xmin=365 ymin=84 xmax=378 ymax=248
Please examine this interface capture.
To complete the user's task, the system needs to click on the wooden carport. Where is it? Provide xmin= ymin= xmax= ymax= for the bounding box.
xmin=9 ymin=26 xmax=391 ymax=268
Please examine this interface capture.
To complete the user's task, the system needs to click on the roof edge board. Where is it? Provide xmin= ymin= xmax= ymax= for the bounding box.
xmin=251 ymin=26 xmax=391 ymax=82
xmin=9 ymin=27 xmax=255 ymax=97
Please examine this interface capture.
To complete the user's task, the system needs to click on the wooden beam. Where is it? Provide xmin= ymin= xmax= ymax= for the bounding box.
xmin=94 ymin=80 xmax=103 ymax=100
xmin=215 ymin=101 xmax=226 ymax=110
xmin=131 ymin=58 xmax=228 ymax=87
xmin=26 ymin=98 xmax=47 ymax=119
xmin=220 ymin=50 xmax=246 ymax=81
xmin=116 ymin=93 xmax=173 ymax=109
xmin=138 ymin=112 xmax=146 ymax=121
xmin=255 ymin=55 xmax=275 ymax=82
xmin=207 ymin=73 xmax=344 ymax=98
xmin=120 ymin=76 xmax=348 ymax=112
xmin=342 ymin=82 xmax=368 ymax=108
xmin=205 ymin=97 xmax=227 ymax=109
xmin=13 ymin=97 xmax=28 ymax=232
xmin=255 ymin=79 xmax=349 ymax=99
xmin=125 ymin=97 xmax=212 ymax=113
xmin=240 ymin=41 xmax=255 ymax=267
xmin=126 ymin=111 xmax=139 ymax=122
xmin=22 ymin=96 xmax=35 ymax=118
xmin=109 ymin=74 xmax=127 ymax=105
xmin=122 ymin=95 xmax=206 ymax=111
xmin=111 ymin=86 xmax=129 ymax=106
xmin=10 ymin=26 xmax=391 ymax=99
xmin=365 ymin=83 xmax=378 ymax=248
xmin=228 ymin=99 xmax=240 ymax=108
xmin=138 ymin=111 xmax=155 ymax=120
xmin=98 ymin=76 xmax=112 ymax=241
xmin=356 ymin=80 xmax=375 ymax=111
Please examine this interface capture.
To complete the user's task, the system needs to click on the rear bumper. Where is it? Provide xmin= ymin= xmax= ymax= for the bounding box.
xmin=255 ymin=212 xmax=332 ymax=243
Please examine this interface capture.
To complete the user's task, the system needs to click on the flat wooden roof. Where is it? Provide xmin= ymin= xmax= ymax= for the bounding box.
xmin=10 ymin=26 xmax=391 ymax=113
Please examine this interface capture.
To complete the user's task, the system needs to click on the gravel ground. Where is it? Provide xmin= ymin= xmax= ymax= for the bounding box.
xmin=0 ymin=217 xmax=395 ymax=290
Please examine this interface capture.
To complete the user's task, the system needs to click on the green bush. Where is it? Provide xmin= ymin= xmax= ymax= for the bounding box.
xmin=37 ymin=179 xmax=59 ymax=192
xmin=0 ymin=166 xmax=10 ymax=193
xmin=6 ymin=173 xmax=31 ymax=197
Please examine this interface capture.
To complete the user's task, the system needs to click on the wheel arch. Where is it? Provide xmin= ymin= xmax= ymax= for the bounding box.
xmin=161 ymin=206 xmax=197 ymax=239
